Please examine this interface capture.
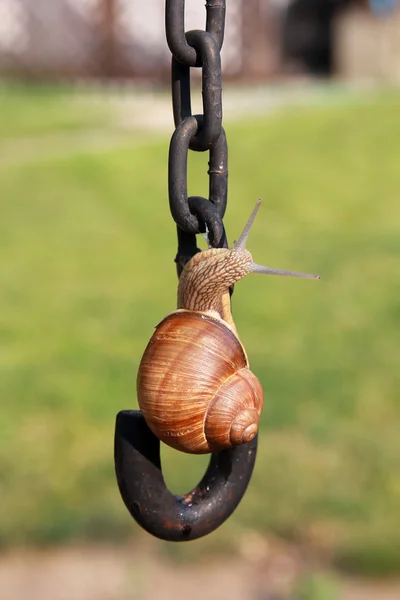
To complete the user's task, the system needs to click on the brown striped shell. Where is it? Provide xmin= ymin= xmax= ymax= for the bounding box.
xmin=137 ymin=310 xmax=264 ymax=454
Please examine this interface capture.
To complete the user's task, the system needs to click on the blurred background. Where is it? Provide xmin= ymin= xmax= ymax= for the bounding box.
xmin=0 ymin=1 xmax=400 ymax=599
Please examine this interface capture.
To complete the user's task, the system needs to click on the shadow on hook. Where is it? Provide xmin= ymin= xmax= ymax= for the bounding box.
xmin=114 ymin=410 xmax=257 ymax=542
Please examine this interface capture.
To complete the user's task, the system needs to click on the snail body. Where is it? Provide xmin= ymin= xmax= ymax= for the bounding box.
xmin=137 ymin=200 xmax=319 ymax=455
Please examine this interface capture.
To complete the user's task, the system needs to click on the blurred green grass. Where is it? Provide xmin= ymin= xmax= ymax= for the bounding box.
xmin=0 ymin=85 xmax=399 ymax=576
xmin=0 ymin=84 xmax=115 ymax=138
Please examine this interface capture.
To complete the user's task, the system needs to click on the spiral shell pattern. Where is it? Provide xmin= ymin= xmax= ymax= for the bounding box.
xmin=137 ymin=310 xmax=264 ymax=454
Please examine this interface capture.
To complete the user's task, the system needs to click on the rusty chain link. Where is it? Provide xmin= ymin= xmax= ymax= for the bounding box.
xmin=166 ymin=0 xmax=229 ymax=276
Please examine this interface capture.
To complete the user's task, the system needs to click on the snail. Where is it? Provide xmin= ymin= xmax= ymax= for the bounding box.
xmin=137 ymin=200 xmax=320 ymax=454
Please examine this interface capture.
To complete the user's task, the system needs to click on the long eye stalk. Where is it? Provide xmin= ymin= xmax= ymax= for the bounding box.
xmin=234 ymin=199 xmax=320 ymax=280
xmin=234 ymin=199 xmax=263 ymax=251
xmin=252 ymin=263 xmax=320 ymax=280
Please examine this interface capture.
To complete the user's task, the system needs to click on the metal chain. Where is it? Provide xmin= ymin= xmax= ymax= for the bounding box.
xmin=166 ymin=0 xmax=228 ymax=276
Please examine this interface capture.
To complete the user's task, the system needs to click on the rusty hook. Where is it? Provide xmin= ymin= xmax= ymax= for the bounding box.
xmin=114 ymin=410 xmax=257 ymax=542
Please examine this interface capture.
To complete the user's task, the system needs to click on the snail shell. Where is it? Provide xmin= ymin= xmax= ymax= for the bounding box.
xmin=137 ymin=310 xmax=264 ymax=455
xmin=136 ymin=200 xmax=319 ymax=456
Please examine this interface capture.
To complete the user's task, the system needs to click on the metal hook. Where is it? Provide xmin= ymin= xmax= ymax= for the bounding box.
xmin=114 ymin=410 xmax=257 ymax=542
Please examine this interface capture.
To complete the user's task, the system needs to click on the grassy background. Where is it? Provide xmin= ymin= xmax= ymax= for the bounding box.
xmin=0 ymin=84 xmax=399 ymax=576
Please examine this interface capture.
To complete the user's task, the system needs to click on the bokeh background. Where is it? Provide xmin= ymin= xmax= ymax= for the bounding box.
xmin=1 ymin=1 xmax=400 ymax=599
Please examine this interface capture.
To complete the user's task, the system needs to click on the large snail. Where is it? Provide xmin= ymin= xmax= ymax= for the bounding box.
xmin=137 ymin=200 xmax=319 ymax=454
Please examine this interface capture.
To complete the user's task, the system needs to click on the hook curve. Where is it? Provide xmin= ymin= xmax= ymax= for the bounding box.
xmin=114 ymin=409 xmax=257 ymax=542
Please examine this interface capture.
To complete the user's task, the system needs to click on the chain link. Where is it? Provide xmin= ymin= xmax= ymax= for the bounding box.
xmin=165 ymin=0 xmax=228 ymax=276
